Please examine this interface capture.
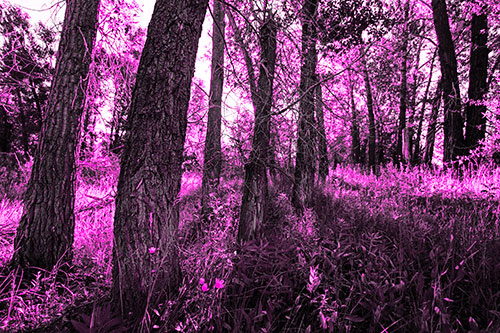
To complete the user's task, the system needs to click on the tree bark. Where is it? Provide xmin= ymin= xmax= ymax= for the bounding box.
xmin=348 ymin=68 xmax=361 ymax=164
xmin=361 ymin=45 xmax=377 ymax=174
xmin=238 ymin=15 xmax=277 ymax=242
xmin=111 ymin=0 xmax=208 ymax=320
xmin=315 ymin=77 xmax=328 ymax=183
xmin=431 ymin=0 xmax=464 ymax=164
xmin=424 ymin=80 xmax=442 ymax=166
xmin=201 ymin=0 xmax=225 ymax=223
xmin=395 ymin=0 xmax=410 ymax=168
xmin=465 ymin=11 xmax=488 ymax=153
xmin=293 ymin=0 xmax=319 ymax=211
xmin=11 ymin=0 xmax=99 ymax=271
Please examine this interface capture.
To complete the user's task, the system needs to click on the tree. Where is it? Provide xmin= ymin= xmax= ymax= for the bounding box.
xmin=424 ymin=79 xmax=442 ymax=166
xmin=111 ymin=0 xmax=209 ymax=321
xmin=0 ymin=4 xmax=56 ymax=160
xmin=395 ymin=0 xmax=410 ymax=168
xmin=201 ymin=0 xmax=225 ymax=223
xmin=465 ymin=6 xmax=488 ymax=154
xmin=11 ymin=0 xmax=100 ymax=271
xmin=293 ymin=0 xmax=319 ymax=211
xmin=237 ymin=12 xmax=277 ymax=242
xmin=361 ymin=44 xmax=377 ymax=174
xmin=315 ymin=76 xmax=328 ymax=183
xmin=431 ymin=0 xmax=464 ymax=164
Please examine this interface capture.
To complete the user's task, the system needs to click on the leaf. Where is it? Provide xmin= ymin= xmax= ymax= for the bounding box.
xmin=345 ymin=315 xmax=364 ymax=323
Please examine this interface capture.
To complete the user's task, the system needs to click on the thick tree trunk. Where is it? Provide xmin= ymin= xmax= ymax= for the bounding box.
xmin=432 ymin=0 xmax=464 ymax=164
xmin=315 ymin=78 xmax=328 ymax=183
xmin=465 ymin=11 xmax=488 ymax=153
xmin=395 ymin=0 xmax=410 ymax=168
xmin=11 ymin=0 xmax=99 ymax=271
xmin=424 ymin=80 xmax=442 ymax=166
xmin=238 ymin=16 xmax=277 ymax=242
xmin=361 ymin=46 xmax=377 ymax=174
xmin=348 ymin=69 xmax=361 ymax=164
xmin=111 ymin=0 xmax=208 ymax=320
xmin=201 ymin=0 xmax=225 ymax=223
xmin=293 ymin=0 xmax=319 ymax=211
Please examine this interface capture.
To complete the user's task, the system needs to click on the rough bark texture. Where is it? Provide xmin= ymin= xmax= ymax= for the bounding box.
xmin=11 ymin=0 xmax=99 ymax=271
xmin=395 ymin=1 xmax=410 ymax=167
xmin=424 ymin=80 xmax=442 ymax=166
xmin=361 ymin=46 xmax=377 ymax=174
xmin=465 ymin=11 xmax=488 ymax=153
xmin=111 ymin=0 xmax=208 ymax=320
xmin=315 ymin=79 xmax=328 ymax=183
xmin=432 ymin=0 xmax=464 ymax=164
xmin=293 ymin=0 xmax=319 ymax=211
xmin=201 ymin=0 xmax=225 ymax=222
xmin=238 ymin=16 xmax=277 ymax=242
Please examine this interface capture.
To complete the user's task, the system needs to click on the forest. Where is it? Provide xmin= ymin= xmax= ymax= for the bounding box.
xmin=0 ymin=0 xmax=499 ymax=331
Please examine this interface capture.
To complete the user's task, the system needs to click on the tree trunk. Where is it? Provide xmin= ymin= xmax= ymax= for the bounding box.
xmin=315 ymin=77 xmax=328 ymax=183
xmin=413 ymin=50 xmax=437 ymax=165
xmin=11 ymin=0 xmax=99 ymax=271
xmin=111 ymin=0 xmax=208 ymax=321
xmin=395 ymin=0 xmax=410 ymax=168
xmin=465 ymin=11 xmax=488 ymax=153
xmin=201 ymin=0 xmax=225 ymax=223
xmin=348 ymin=68 xmax=361 ymax=164
xmin=424 ymin=80 xmax=442 ymax=166
xmin=361 ymin=45 xmax=377 ymax=174
xmin=293 ymin=0 xmax=319 ymax=211
xmin=238 ymin=16 xmax=277 ymax=242
xmin=0 ymin=105 xmax=12 ymax=154
xmin=431 ymin=0 xmax=464 ymax=165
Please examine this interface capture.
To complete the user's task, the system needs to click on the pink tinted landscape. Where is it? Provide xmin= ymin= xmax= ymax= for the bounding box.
xmin=0 ymin=0 xmax=500 ymax=331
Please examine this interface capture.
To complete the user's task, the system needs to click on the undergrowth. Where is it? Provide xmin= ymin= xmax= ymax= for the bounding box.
xmin=0 ymin=159 xmax=499 ymax=331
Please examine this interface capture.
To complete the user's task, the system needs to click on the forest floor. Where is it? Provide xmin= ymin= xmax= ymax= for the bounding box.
xmin=1 ymin=158 xmax=500 ymax=332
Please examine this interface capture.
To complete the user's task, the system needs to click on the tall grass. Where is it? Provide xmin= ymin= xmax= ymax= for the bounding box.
xmin=0 ymin=159 xmax=499 ymax=331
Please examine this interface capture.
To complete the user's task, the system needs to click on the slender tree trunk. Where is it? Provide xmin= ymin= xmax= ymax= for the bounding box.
xmin=395 ymin=0 xmax=410 ymax=168
xmin=201 ymin=0 xmax=225 ymax=223
xmin=0 ymin=105 xmax=12 ymax=153
xmin=293 ymin=0 xmax=319 ymax=211
xmin=424 ymin=80 xmax=442 ymax=166
xmin=15 ymin=88 xmax=29 ymax=154
xmin=238 ymin=16 xmax=277 ymax=242
xmin=432 ymin=0 xmax=464 ymax=165
xmin=11 ymin=0 xmax=99 ymax=271
xmin=315 ymin=77 xmax=328 ymax=183
xmin=348 ymin=68 xmax=361 ymax=164
xmin=361 ymin=45 xmax=377 ymax=174
xmin=413 ymin=50 xmax=437 ymax=165
xmin=111 ymin=0 xmax=208 ymax=321
xmin=465 ymin=10 xmax=488 ymax=154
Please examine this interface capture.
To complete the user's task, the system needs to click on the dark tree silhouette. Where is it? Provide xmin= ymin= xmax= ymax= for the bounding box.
xmin=395 ymin=0 xmax=410 ymax=168
xmin=431 ymin=0 xmax=464 ymax=164
xmin=293 ymin=0 xmax=319 ymax=211
xmin=237 ymin=14 xmax=277 ymax=242
xmin=11 ymin=0 xmax=100 ymax=271
xmin=111 ymin=0 xmax=209 ymax=320
xmin=465 ymin=9 xmax=488 ymax=154
xmin=201 ymin=0 xmax=225 ymax=223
